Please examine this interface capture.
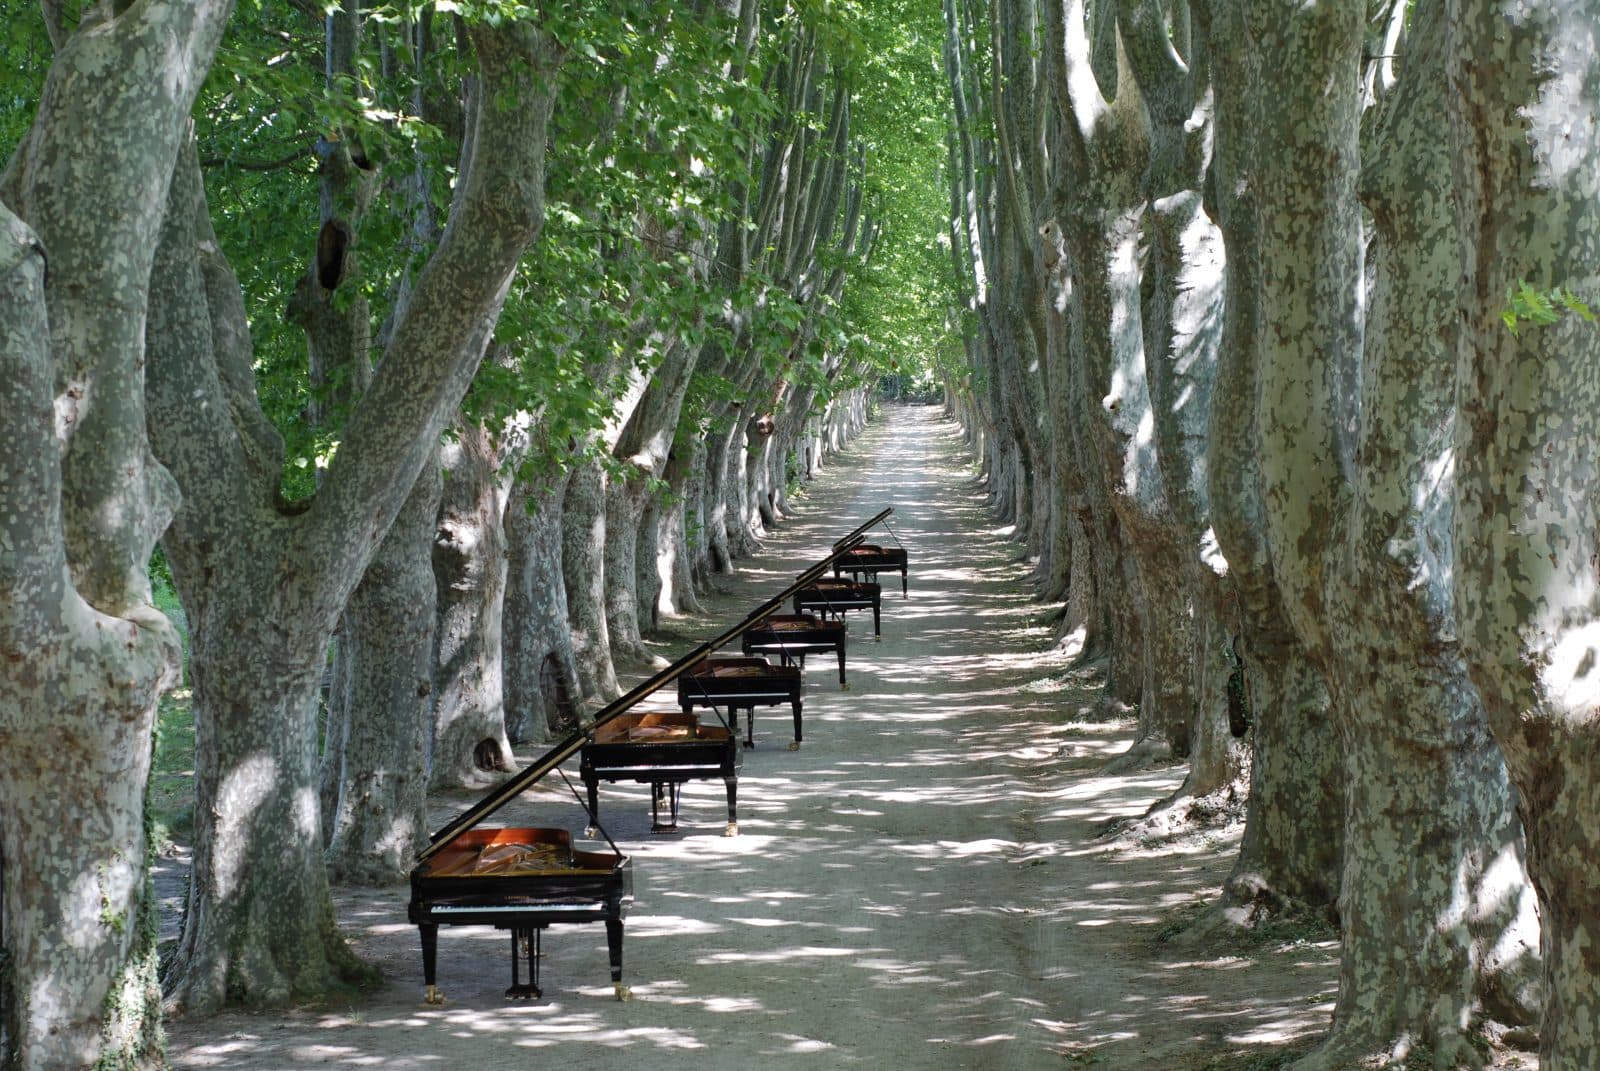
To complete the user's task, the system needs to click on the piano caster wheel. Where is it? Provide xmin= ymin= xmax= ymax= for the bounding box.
xmin=584 ymin=826 xmax=599 ymax=839
xmin=505 ymin=984 xmax=542 ymax=1000
xmin=723 ymin=822 xmax=739 ymax=837
xmin=614 ymin=983 xmax=633 ymax=1002
xmin=424 ymin=985 xmax=446 ymax=1006
xmin=840 ymin=683 xmax=851 ymax=692
xmin=788 ymin=741 xmax=801 ymax=752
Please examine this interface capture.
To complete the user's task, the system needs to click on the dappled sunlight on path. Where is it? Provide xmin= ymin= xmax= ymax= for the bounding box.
xmin=166 ymin=404 xmax=1338 ymax=1071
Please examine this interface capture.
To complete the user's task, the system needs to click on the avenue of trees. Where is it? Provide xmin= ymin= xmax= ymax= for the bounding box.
xmin=940 ymin=0 xmax=1600 ymax=1067
xmin=0 ymin=0 xmax=951 ymax=1066
xmin=5 ymin=0 xmax=1598 ymax=1069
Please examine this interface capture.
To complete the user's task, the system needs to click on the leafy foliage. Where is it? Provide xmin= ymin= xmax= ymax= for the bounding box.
xmin=1501 ymin=278 xmax=1595 ymax=336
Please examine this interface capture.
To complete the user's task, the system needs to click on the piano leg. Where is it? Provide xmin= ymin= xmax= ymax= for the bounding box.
xmin=723 ymin=775 xmax=738 ymax=837
xmin=901 ymin=566 xmax=908 ymax=597
xmin=606 ymin=914 xmax=631 ymax=1001
xmin=420 ymin=923 xmax=444 ymax=1005
xmin=506 ymin=927 xmax=542 ymax=1000
xmin=790 ymin=698 xmax=803 ymax=750
xmin=836 ymin=647 xmax=848 ymax=690
xmin=743 ymin=705 xmax=755 ymax=748
xmin=872 ymin=598 xmax=881 ymax=639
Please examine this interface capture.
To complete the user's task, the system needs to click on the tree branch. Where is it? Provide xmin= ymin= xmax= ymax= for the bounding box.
xmin=200 ymin=146 xmax=313 ymax=172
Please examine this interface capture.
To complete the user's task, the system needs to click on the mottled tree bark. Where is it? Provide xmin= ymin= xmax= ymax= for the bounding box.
xmin=1239 ymin=1 xmax=1537 ymax=1063
xmin=1120 ymin=0 xmax=1244 ymax=798
xmin=430 ymin=423 xmax=514 ymax=787
xmin=303 ymin=0 xmax=440 ymax=886
xmin=323 ymin=460 xmax=440 ymax=883
xmin=1046 ymin=0 xmax=1195 ymax=757
xmin=0 ymin=3 xmax=230 ymax=1064
xmin=1191 ymin=0 xmax=1343 ymax=922
xmin=503 ymin=470 xmax=583 ymax=743
xmin=658 ymin=440 xmax=707 ymax=616
xmin=562 ymin=456 xmax=621 ymax=698
xmin=1449 ymin=0 xmax=1600 ymax=1062
xmin=606 ymin=340 xmax=704 ymax=660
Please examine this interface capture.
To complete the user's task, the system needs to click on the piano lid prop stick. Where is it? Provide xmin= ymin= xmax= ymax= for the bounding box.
xmin=832 ymin=507 xmax=893 ymax=549
xmin=556 ymin=767 xmax=625 ymax=855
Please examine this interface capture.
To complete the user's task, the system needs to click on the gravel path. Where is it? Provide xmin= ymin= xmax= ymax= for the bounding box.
xmin=165 ymin=404 xmax=1346 ymax=1071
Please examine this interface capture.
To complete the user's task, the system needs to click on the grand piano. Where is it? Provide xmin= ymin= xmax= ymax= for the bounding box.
xmin=676 ymin=656 xmax=804 ymax=748
xmin=581 ymin=708 xmax=740 ymax=835
xmin=407 ymin=537 xmax=867 ymax=1005
xmin=794 ymin=576 xmax=882 ymax=637
xmin=741 ymin=612 xmax=849 ymax=688
xmin=832 ymin=507 xmax=909 ymax=597
xmin=409 ymin=826 xmax=630 ymax=1004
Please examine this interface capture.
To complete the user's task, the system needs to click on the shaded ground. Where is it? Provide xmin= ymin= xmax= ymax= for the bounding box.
xmin=161 ymin=404 xmax=1536 ymax=1070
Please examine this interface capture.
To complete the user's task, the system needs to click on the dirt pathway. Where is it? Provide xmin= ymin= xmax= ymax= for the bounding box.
xmin=166 ymin=404 xmax=1350 ymax=1070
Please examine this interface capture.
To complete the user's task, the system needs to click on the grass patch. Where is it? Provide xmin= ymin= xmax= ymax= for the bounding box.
xmin=149 ymin=690 xmax=195 ymax=847
xmin=149 ymin=562 xmax=195 ymax=847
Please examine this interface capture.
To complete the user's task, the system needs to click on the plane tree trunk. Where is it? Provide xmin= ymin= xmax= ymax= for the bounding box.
xmin=0 ymin=4 xmax=229 ymax=1065
xmin=1119 ymin=0 xmax=1243 ymax=800
xmin=1191 ymin=0 xmax=1343 ymax=922
xmin=430 ymin=422 xmax=514 ymax=787
xmin=301 ymin=0 xmax=439 ymax=885
xmin=1234 ymin=1 xmax=1538 ymax=1063
xmin=322 ymin=460 xmax=440 ymax=883
xmin=503 ymin=467 xmax=583 ymax=743
xmin=563 ymin=456 xmax=621 ymax=698
xmin=1449 ymin=0 xmax=1600 ymax=1061
xmin=1046 ymin=0 xmax=1196 ymax=760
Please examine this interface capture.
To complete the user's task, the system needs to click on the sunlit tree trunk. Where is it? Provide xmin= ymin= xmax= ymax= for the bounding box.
xmin=1045 ymin=0 xmax=1193 ymax=757
xmin=562 ymin=456 xmax=620 ymax=697
xmin=1449 ymin=0 xmax=1600 ymax=1061
xmin=1120 ymin=0 xmax=1243 ymax=797
xmin=1236 ymin=0 xmax=1538 ymax=1062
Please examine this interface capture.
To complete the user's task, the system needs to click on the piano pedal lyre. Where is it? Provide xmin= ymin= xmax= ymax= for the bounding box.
xmin=506 ymin=928 xmax=543 ymax=1000
xmin=424 ymin=985 xmax=446 ymax=1006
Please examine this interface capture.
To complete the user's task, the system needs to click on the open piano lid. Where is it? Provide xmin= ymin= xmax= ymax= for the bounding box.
xmin=832 ymin=507 xmax=896 ymax=549
xmin=416 ymin=534 xmax=868 ymax=864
